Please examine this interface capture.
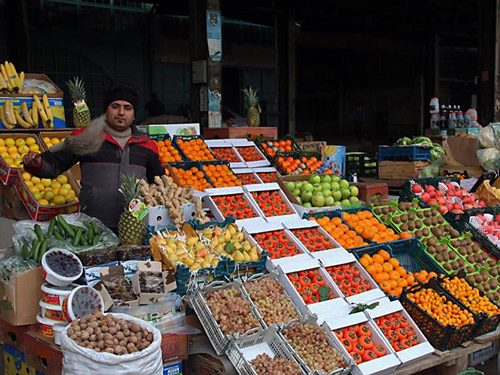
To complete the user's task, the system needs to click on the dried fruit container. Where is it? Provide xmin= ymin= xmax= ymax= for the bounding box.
xmin=41 ymin=282 xmax=77 ymax=307
xmin=62 ymin=285 xmax=105 ymax=322
xmin=41 ymin=248 xmax=83 ymax=287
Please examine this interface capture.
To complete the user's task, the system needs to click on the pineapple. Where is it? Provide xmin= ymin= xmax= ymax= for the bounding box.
xmin=66 ymin=76 xmax=91 ymax=128
xmin=242 ymin=86 xmax=261 ymax=127
xmin=118 ymin=174 xmax=146 ymax=245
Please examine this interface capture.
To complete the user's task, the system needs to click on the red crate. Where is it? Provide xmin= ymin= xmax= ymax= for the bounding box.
xmin=355 ymin=181 xmax=388 ymax=204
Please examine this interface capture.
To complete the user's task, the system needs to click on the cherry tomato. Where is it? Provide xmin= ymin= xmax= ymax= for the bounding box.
xmin=374 ymin=344 xmax=387 ymax=357
xmin=359 ymin=336 xmax=373 ymax=349
xmin=353 ymin=342 xmax=365 ymax=355
xmin=351 ymin=352 xmax=363 ymax=364
xmin=362 ymin=350 xmax=377 ymax=362
xmin=357 ymin=324 xmax=372 ymax=337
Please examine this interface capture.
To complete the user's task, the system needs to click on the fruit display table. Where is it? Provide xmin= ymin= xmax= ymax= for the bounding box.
xmin=203 ymin=126 xmax=278 ymax=141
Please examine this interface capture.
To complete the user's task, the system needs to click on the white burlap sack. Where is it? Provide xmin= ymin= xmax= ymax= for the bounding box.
xmin=60 ymin=313 xmax=162 ymax=375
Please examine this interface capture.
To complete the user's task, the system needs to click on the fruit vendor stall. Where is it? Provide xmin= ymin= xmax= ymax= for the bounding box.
xmin=0 ymin=128 xmax=499 ymax=375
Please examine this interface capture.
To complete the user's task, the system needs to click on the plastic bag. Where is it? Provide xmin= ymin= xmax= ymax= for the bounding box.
xmin=421 ymin=159 xmax=443 ymax=178
xmin=0 ymin=253 xmax=37 ymax=281
xmin=12 ymin=213 xmax=119 ymax=258
xmin=477 ymin=148 xmax=500 ymax=170
xmin=478 ymin=123 xmax=500 ymax=148
xmin=60 ymin=313 xmax=163 ymax=375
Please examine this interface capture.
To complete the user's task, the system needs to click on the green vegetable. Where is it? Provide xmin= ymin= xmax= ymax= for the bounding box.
xmin=224 ymin=242 xmax=236 ymax=254
xmin=57 ymin=216 xmax=75 ymax=238
xmin=47 ymin=220 xmax=56 ymax=237
xmin=92 ymin=233 xmax=101 ymax=246
xmin=72 ymin=229 xmax=82 ymax=247
xmin=319 ymin=286 xmax=331 ymax=302
xmin=34 ymin=224 xmax=45 ymax=241
xmin=37 ymin=239 xmax=48 ymax=263
xmin=31 ymin=240 xmax=41 ymax=262
xmin=21 ymin=244 xmax=31 ymax=260
xmin=54 ymin=231 xmax=64 ymax=241
xmin=350 ymin=301 xmax=379 ymax=314
xmin=86 ymin=226 xmax=94 ymax=244
xmin=56 ymin=220 xmax=65 ymax=236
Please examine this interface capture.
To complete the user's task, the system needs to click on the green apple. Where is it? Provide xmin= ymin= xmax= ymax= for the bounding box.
xmin=341 ymin=199 xmax=351 ymax=207
xmin=331 ymin=175 xmax=341 ymax=182
xmin=323 ymin=190 xmax=333 ymax=198
xmin=303 ymin=202 xmax=312 ymax=208
xmin=330 ymin=182 xmax=340 ymax=191
xmin=325 ymin=196 xmax=335 ymax=206
xmin=302 ymin=183 xmax=314 ymax=193
xmin=295 ymin=181 xmax=303 ymax=190
xmin=292 ymin=188 xmax=302 ymax=197
xmin=321 ymin=175 xmax=332 ymax=183
xmin=321 ymin=182 xmax=331 ymax=191
xmin=285 ymin=181 xmax=295 ymax=191
xmin=301 ymin=191 xmax=313 ymax=203
xmin=341 ymin=189 xmax=351 ymax=199
xmin=313 ymin=185 xmax=323 ymax=193
xmin=349 ymin=186 xmax=359 ymax=197
xmin=309 ymin=175 xmax=321 ymax=185
xmin=332 ymin=191 xmax=342 ymax=201
xmin=349 ymin=196 xmax=359 ymax=205
xmin=339 ymin=179 xmax=350 ymax=190
xmin=296 ymin=196 xmax=302 ymax=205
xmin=312 ymin=194 xmax=326 ymax=207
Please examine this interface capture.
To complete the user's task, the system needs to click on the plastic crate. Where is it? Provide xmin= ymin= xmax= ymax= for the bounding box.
xmin=172 ymin=134 xmax=217 ymax=161
xmin=225 ymin=326 xmax=306 ymax=375
xmin=188 ymin=281 xmax=263 ymax=355
xmin=400 ymin=282 xmax=480 ymax=351
xmin=255 ymin=135 xmax=301 ymax=160
xmin=436 ymin=271 xmax=500 ymax=337
xmin=400 ymin=176 xmax=461 ymax=207
xmin=271 ymin=150 xmax=322 ymax=176
xmin=167 ymin=161 xmax=215 ymax=188
xmin=378 ymin=146 xmax=431 ymax=161
xmin=346 ymin=152 xmax=378 ymax=178
xmin=388 ymin=239 xmax=445 ymax=275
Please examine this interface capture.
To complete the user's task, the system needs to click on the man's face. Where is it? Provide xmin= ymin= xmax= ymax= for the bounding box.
xmin=106 ymin=100 xmax=135 ymax=131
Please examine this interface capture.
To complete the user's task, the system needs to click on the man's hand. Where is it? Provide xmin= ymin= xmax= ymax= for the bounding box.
xmin=23 ymin=152 xmax=42 ymax=169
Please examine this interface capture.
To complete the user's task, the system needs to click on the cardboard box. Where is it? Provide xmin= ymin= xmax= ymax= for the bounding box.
xmin=131 ymin=261 xmax=176 ymax=304
xmin=23 ymin=329 xmax=63 ymax=375
xmin=1 ymin=73 xmax=63 ymax=98
xmin=378 ymin=161 xmax=429 ymax=180
xmin=444 ymin=136 xmax=481 ymax=167
xmin=0 ymin=133 xmax=43 ymax=185
xmin=99 ymin=265 xmax=139 ymax=308
xmin=322 ymin=145 xmax=346 ymax=176
xmin=15 ymin=170 xmax=80 ymax=221
xmin=3 ymin=344 xmax=37 ymax=375
xmin=147 ymin=123 xmax=200 ymax=137
xmin=0 ymin=96 xmax=66 ymax=129
xmin=162 ymin=334 xmax=189 ymax=362
xmin=232 ymin=168 xmax=262 ymax=184
xmin=1 ymin=184 xmax=30 ymax=220
xmin=0 ymin=267 xmax=43 ymax=326
xmin=146 ymin=203 xmax=196 ymax=230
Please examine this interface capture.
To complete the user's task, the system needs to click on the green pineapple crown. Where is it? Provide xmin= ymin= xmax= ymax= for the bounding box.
xmin=242 ymin=86 xmax=259 ymax=108
xmin=66 ymin=76 xmax=88 ymax=103
xmin=119 ymin=174 xmax=141 ymax=208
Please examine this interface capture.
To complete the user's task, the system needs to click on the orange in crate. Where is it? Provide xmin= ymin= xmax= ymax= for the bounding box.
xmin=156 ymin=139 xmax=182 ymax=163
xmin=171 ymin=166 xmax=212 ymax=190
xmin=312 ymin=216 xmax=368 ymax=249
xmin=260 ymin=139 xmax=294 ymax=157
xmin=342 ymin=211 xmax=400 ymax=243
xmin=202 ymin=164 xmax=241 ymax=187
xmin=176 ymin=138 xmax=215 ymax=161
xmin=275 ymin=155 xmax=322 ymax=175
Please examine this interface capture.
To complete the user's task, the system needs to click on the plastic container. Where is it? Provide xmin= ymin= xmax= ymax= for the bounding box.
xmin=41 ymin=282 xmax=77 ymax=306
xmin=62 ymin=285 xmax=105 ymax=322
xmin=41 ymin=248 xmax=83 ymax=287
xmin=36 ymin=313 xmax=64 ymax=338
xmin=39 ymin=300 xmax=67 ymax=322
xmin=378 ymin=146 xmax=431 ymax=161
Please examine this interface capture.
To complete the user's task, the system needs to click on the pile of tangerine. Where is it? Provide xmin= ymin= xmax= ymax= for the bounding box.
xmin=171 ymin=166 xmax=212 ymax=190
xmin=202 ymin=164 xmax=241 ymax=187
xmin=342 ymin=211 xmax=402 ymax=243
xmin=176 ymin=138 xmax=215 ymax=161
xmin=155 ymin=139 xmax=182 ymax=163
xmin=259 ymin=139 xmax=294 ymax=157
xmin=312 ymin=216 xmax=368 ymax=249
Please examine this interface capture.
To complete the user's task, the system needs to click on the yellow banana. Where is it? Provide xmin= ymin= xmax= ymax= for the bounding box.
xmin=3 ymin=101 xmax=17 ymax=126
xmin=0 ymin=73 xmax=6 ymax=91
xmin=33 ymin=95 xmax=50 ymax=128
xmin=0 ymin=107 xmax=14 ymax=129
xmin=31 ymin=100 xmax=39 ymax=126
xmin=5 ymin=61 xmax=18 ymax=91
xmin=14 ymin=108 xmax=33 ymax=129
xmin=9 ymin=62 xmax=19 ymax=90
xmin=1 ymin=64 xmax=12 ymax=92
xmin=42 ymin=94 xmax=53 ymax=126
xmin=18 ymin=71 xmax=24 ymax=92
xmin=21 ymin=102 xmax=34 ymax=125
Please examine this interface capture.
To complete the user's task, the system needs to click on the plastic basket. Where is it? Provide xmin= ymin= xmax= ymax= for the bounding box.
xmin=189 ymin=280 xmax=263 ymax=355
xmin=378 ymin=146 xmax=431 ymax=161
xmin=436 ymin=271 xmax=500 ymax=337
xmin=225 ymin=326 xmax=306 ymax=375
xmin=399 ymin=282 xmax=480 ymax=351
xmin=346 ymin=152 xmax=378 ymax=178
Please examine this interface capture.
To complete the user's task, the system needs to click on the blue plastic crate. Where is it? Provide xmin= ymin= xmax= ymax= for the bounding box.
xmin=378 ymin=146 xmax=431 ymax=161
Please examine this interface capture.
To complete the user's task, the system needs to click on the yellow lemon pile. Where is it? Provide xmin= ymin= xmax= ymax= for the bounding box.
xmin=22 ymin=172 xmax=78 ymax=206
xmin=0 ymin=137 xmax=40 ymax=168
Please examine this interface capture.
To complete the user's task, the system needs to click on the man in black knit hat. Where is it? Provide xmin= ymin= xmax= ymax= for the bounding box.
xmin=23 ymin=82 xmax=164 ymax=232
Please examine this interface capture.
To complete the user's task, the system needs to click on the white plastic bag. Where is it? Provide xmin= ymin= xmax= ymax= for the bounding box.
xmin=478 ymin=123 xmax=500 ymax=148
xmin=60 ymin=313 xmax=163 ymax=375
xmin=477 ymin=148 xmax=500 ymax=170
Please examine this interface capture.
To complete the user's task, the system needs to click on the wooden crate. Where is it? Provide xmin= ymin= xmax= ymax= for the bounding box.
xmin=378 ymin=161 xmax=430 ymax=180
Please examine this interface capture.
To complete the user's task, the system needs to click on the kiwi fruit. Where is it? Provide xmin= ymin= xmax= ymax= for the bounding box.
xmin=449 ymin=252 xmax=456 ymax=260
xmin=437 ymin=216 xmax=444 ymax=224
xmin=457 ymin=259 xmax=465 ymax=267
xmin=400 ymin=214 xmax=408 ymax=222
xmin=417 ymin=211 xmax=424 ymax=219
xmin=459 ymin=248 xmax=467 ymax=256
xmin=393 ymin=216 xmax=401 ymax=224
xmin=450 ymin=229 xmax=460 ymax=238
xmin=466 ymin=275 xmax=476 ymax=284
xmin=490 ymin=279 xmax=498 ymax=289
xmin=444 ymin=263 xmax=452 ymax=271
xmin=465 ymin=266 xmax=475 ymax=273
xmin=451 ymin=261 xmax=459 ymax=270
xmin=431 ymin=217 xmax=438 ymax=225
xmin=408 ymin=213 xmax=416 ymax=221
xmin=408 ymin=222 xmax=415 ymax=231
xmin=481 ymin=270 xmax=490 ymax=279
xmin=442 ymin=253 xmax=450 ymax=261
xmin=431 ymin=227 xmax=442 ymax=237
xmin=424 ymin=210 xmax=432 ymax=218
xmin=465 ymin=246 xmax=473 ymax=255
xmin=451 ymin=240 xmax=460 ymax=248
xmin=427 ymin=237 xmax=437 ymax=246
xmin=427 ymin=246 xmax=436 ymax=254
xmin=400 ymin=223 xmax=409 ymax=231
xmin=415 ymin=220 xmax=423 ymax=229
xmin=415 ymin=230 xmax=423 ymax=238
xmin=374 ymin=208 xmax=382 ymax=215
xmin=435 ymin=254 xmax=443 ymax=262
xmin=491 ymin=268 xmax=498 ymax=277
xmin=466 ymin=255 xmax=475 ymax=263
xmin=422 ymin=228 xmax=430 ymax=236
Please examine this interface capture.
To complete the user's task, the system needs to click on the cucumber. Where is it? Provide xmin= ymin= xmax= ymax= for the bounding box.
xmin=92 ymin=233 xmax=101 ymax=246
xmin=91 ymin=221 xmax=100 ymax=236
xmin=31 ymin=240 xmax=41 ymax=262
xmin=21 ymin=244 xmax=31 ymax=260
xmin=58 ymin=216 xmax=75 ymax=238
xmin=86 ymin=226 xmax=94 ymax=244
xmin=54 ymin=231 xmax=64 ymax=241
xmin=37 ymin=239 xmax=48 ymax=263
xmin=34 ymin=224 xmax=45 ymax=241
xmin=47 ymin=220 xmax=56 ymax=237
xmin=56 ymin=220 xmax=66 ymax=237
xmin=72 ymin=229 xmax=82 ymax=247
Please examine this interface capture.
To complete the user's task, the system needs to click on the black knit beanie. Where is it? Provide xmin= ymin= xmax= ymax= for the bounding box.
xmin=103 ymin=82 xmax=139 ymax=113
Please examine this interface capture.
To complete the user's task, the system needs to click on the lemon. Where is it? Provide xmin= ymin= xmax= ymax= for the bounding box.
xmin=25 ymin=180 xmax=33 ymax=188
xmin=56 ymin=175 xmax=68 ymax=184
xmin=64 ymin=192 xmax=76 ymax=202
xmin=28 ymin=144 xmax=40 ymax=152
xmin=33 ymin=192 xmax=43 ymax=201
xmin=53 ymin=195 xmax=66 ymax=205
xmin=5 ymin=138 xmax=15 ymax=147
xmin=43 ymin=190 xmax=55 ymax=201
xmin=51 ymin=138 xmax=60 ymax=145
xmin=58 ymin=187 xmax=68 ymax=196
xmin=7 ymin=146 xmax=17 ymax=154
xmin=26 ymin=137 xmax=36 ymax=145
xmin=15 ymin=139 xmax=25 ymax=147
xmin=35 ymin=183 xmax=45 ymax=191
xmin=0 ymin=146 xmax=6 ymax=154
xmin=31 ymin=176 xmax=40 ymax=184
xmin=22 ymin=172 xmax=31 ymax=181
xmin=42 ymin=179 xmax=51 ymax=187
xmin=50 ymin=181 xmax=61 ymax=190
xmin=61 ymin=183 xmax=72 ymax=191
xmin=29 ymin=186 xmax=39 ymax=194
xmin=18 ymin=145 xmax=29 ymax=154
xmin=38 ymin=199 xmax=49 ymax=206
xmin=0 ymin=139 xmax=4 ymax=147
xmin=43 ymin=137 xmax=50 ymax=144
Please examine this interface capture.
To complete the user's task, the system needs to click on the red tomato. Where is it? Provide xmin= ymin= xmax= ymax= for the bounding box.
xmin=357 ymin=324 xmax=372 ymax=337
xmin=359 ymin=336 xmax=374 ymax=349
xmin=362 ymin=350 xmax=377 ymax=362
xmin=374 ymin=344 xmax=387 ymax=357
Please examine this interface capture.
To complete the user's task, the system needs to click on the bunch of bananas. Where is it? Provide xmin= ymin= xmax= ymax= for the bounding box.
xmin=0 ymin=94 xmax=54 ymax=129
xmin=0 ymin=61 xmax=24 ymax=93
